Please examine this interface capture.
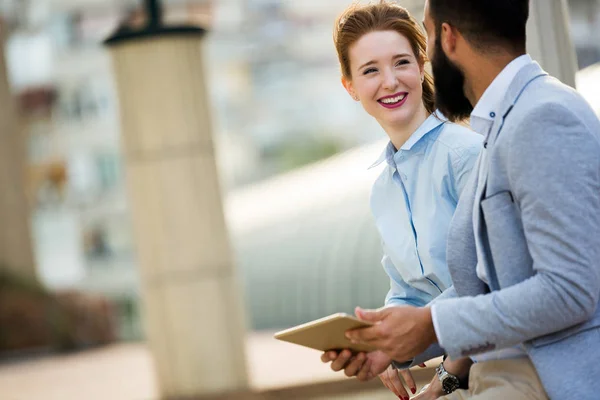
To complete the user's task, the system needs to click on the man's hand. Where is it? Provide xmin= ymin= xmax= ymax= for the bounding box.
xmin=412 ymin=374 xmax=445 ymax=400
xmin=345 ymin=306 xmax=437 ymax=362
xmin=321 ymin=349 xmax=391 ymax=381
xmin=414 ymin=357 xmax=472 ymax=400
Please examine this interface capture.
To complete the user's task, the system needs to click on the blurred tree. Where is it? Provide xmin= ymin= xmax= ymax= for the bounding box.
xmin=0 ymin=268 xmax=117 ymax=354
xmin=263 ymin=135 xmax=345 ymax=173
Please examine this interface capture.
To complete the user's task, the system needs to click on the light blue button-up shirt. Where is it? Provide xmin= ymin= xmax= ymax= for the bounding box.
xmin=370 ymin=113 xmax=483 ymax=307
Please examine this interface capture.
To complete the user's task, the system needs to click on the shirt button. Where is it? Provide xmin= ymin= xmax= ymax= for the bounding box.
xmin=490 ymin=111 xmax=496 ymax=118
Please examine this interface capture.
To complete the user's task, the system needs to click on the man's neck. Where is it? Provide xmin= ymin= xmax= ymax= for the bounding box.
xmin=463 ymin=52 xmax=525 ymax=107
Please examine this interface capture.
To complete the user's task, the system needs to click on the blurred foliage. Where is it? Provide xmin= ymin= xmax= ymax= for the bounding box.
xmin=0 ymin=267 xmax=66 ymax=351
xmin=112 ymin=294 xmax=143 ymax=341
xmin=263 ymin=135 xmax=345 ymax=173
xmin=0 ymin=267 xmax=116 ymax=354
xmin=0 ymin=268 xmax=47 ymax=296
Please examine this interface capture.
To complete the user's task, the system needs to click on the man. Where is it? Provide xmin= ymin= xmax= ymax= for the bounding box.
xmin=324 ymin=1 xmax=600 ymax=398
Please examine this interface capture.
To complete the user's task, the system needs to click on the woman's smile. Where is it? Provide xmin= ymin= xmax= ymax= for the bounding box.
xmin=378 ymin=92 xmax=408 ymax=109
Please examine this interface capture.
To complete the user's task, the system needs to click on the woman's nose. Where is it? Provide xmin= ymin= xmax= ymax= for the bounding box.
xmin=381 ymin=69 xmax=399 ymax=91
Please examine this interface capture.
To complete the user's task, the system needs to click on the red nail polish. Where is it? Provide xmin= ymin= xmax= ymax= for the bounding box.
xmin=411 ymin=387 xmax=416 ymax=394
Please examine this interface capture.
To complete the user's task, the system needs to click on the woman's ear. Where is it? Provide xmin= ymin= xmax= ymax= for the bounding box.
xmin=341 ymin=76 xmax=359 ymax=101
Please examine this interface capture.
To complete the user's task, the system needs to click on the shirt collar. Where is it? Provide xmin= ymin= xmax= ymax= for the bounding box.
xmin=369 ymin=112 xmax=446 ymax=169
xmin=470 ymin=54 xmax=533 ymax=128
xmin=369 ymin=141 xmax=396 ymax=169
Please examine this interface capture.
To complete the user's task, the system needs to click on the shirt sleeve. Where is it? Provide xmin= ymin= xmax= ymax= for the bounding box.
xmin=382 ymin=253 xmax=432 ymax=308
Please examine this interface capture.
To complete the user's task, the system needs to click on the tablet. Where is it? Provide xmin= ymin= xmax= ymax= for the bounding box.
xmin=273 ymin=313 xmax=377 ymax=353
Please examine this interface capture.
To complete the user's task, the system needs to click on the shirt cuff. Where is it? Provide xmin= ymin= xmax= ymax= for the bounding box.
xmin=430 ymin=303 xmax=445 ymax=350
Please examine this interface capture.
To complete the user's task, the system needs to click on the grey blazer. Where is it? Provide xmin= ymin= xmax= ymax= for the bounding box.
xmin=408 ymin=62 xmax=600 ymax=399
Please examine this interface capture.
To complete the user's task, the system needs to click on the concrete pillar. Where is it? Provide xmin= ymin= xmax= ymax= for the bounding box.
xmin=527 ymin=0 xmax=578 ymax=87
xmin=0 ymin=31 xmax=36 ymax=279
xmin=105 ymin=22 xmax=249 ymax=400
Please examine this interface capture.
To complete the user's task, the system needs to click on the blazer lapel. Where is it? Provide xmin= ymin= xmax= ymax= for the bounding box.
xmin=473 ymin=62 xmax=548 ymax=291
xmin=485 ymin=62 xmax=548 ymax=151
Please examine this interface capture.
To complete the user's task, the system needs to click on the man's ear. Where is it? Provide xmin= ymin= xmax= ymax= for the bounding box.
xmin=341 ymin=76 xmax=359 ymax=101
xmin=440 ymin=22 xmax=458 ymax=58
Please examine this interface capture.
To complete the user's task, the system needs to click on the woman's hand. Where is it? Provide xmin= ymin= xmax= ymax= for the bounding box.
xmin=379 ymin=364 xmax=422 ymax=400
xmin=321 ymin=349 xmax=391 ymax=381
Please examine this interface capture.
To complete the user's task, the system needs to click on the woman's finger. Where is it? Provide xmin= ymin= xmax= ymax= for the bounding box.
xmin=321 ymin=351 xmax=338 ymax=363
xmin=399 ymin=369 xmax=417 ymax=395
xmin=378 ymin=369 xmax=398 ymax=396
xmin=388 ymin=368 xmax=410 ymax=400
xmin=343 ymin=352 xmax=366 ymax=377
xmin=356 ymin=358 xmax=373 ymax=382
xmin=330 ymin=349 xmax=352 ymax=372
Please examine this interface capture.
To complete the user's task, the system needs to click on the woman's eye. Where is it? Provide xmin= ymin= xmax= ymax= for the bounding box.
xmin=363 ymin=68 xmax=377 ymax=75
xmin=396 ymin=59 xmax=410 ymax=67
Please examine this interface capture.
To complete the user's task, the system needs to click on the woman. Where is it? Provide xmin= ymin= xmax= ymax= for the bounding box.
xmin=321 ymin=2 xmax=482 ymax=399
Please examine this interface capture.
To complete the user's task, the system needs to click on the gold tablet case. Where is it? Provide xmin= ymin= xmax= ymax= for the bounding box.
xmin=274 ymin=313 xmax=377 ymax=353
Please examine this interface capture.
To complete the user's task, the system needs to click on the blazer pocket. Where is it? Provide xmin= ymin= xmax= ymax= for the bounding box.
xmin=480 ymin=191 xmax=514 ymax=214
xmin=480 ymin=191 xmax=534 ymax=288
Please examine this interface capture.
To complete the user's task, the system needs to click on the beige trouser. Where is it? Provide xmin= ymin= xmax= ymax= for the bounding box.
xmin=440 ymin=358 xmax=548 ymax=400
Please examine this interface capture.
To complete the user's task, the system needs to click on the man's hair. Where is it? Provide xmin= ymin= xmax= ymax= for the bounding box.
xmin=429 ymin=0 xmax=529 ymax=54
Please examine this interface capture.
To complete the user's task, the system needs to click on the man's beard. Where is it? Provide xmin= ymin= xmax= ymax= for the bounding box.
xmin=430 ymin=38 xmax=473 ymax=122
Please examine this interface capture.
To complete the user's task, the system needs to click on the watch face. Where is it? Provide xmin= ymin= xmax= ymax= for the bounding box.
xmin=442 ymin=376 xmax=460 ymax=394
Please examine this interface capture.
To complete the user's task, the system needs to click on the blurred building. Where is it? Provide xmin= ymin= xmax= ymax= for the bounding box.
xmin=569 ymin=0 xmax=600 ymax=69
xmin=2 ymin=0 xmax=385 ymax=340
xmin=2 ymin=0 xmax=600 ymax=340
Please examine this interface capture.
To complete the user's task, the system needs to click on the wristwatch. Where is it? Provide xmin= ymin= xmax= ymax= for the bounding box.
xmin=436 ymin=361 xmax=461 ymax=394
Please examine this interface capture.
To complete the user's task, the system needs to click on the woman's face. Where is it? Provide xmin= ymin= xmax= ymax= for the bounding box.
xmin=343 ymin=30 xmax=425 ymax=130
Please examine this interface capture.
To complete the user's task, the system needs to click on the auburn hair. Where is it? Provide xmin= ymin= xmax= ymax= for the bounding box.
xmin=333 ymin=1 xmax=435 ymax=115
